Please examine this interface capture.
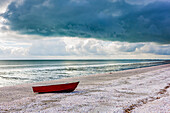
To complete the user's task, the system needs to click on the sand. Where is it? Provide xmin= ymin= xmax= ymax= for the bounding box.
xmin=132 ymin=90 xmax=170 ymax=113
xmin=0 ymin=64 xmax=170 ymax=112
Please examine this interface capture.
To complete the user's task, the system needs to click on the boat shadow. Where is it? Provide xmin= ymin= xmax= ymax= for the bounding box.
xmin=37 ymin=90 xmax=84 ymax=94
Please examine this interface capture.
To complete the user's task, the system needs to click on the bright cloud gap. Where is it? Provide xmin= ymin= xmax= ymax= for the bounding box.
xmin=0 ymin=37 xmax=170 ymax=59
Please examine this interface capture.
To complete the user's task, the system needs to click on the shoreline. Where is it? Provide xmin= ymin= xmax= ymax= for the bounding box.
xmin=0 ymin=63 xmax=170 ymax=112
xmin=0 ymin=60 xmax=168 ymax=88
xmin=1 ymin=62 xmax=169 ymax=86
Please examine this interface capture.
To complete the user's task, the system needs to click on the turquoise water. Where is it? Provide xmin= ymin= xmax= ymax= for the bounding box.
xmin=0 ymin=59 xmax=167 ymax=87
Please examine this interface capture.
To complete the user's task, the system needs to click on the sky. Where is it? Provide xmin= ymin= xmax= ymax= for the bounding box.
xmin=0 ymin=0 xmax=170 ymax=59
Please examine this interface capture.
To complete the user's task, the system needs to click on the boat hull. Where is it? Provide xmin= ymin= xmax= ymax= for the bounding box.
xmin=32 ymin=82 xmax=79 ymax=93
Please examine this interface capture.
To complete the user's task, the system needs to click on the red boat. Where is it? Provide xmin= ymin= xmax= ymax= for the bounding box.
xmin=32 ymin=81 xmax=79 ymax=93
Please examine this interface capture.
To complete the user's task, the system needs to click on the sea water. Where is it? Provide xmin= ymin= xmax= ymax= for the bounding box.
xmin=0 ymin=59 xmax=167 ymax=87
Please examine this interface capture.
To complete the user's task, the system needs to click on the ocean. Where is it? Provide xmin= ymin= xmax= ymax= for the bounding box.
xmin=0 ymin=59 xmax=168 ymax=87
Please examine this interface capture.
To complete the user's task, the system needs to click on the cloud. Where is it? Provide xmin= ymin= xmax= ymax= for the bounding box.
xmin=2 ymin=0 xmax=170 ymax=44
xmin=29 ymin=38 xmax=68 ymax=56
xmin=0 ymin=0 xmax=14 ymax=14
xmin=65 ymin=38 xmax=108 ymax=56
xmin=125 ymin=0 xmax=169 ymax=5
xmin=28 ymin=38 xmax=170 ymax=57
xmin=0 ymin=46 xmax=28 ymax=57
xmin=0 ymin=37 xmax=170 ymax=59
xmin=137 ymin=43 xmax=170 ymax=55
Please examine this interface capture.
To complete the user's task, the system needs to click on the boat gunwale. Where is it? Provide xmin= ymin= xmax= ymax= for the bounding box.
xmin=32 ymin=81 xmax=79 ymax=87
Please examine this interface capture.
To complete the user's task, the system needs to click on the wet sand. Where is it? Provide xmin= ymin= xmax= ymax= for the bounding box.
xmin=0 ymin=64 xmax=170 ymax=112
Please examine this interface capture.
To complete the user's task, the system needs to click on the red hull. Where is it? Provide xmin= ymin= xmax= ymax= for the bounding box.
xmin=32 ymin=81 xmax=79 ymax=93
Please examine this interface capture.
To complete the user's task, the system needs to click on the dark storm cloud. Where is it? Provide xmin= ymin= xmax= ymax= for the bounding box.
xmin=2 ymin=0 xmax=170 ymax=43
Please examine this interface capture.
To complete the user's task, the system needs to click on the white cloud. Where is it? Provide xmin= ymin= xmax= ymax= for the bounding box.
xmin=0 ymin=0 xmax=14 ymax=14
xmin=28 ymin=37 xmax=170 ymax=58
xmin=0 ymin=46 xmax=28 ymax=57
xmin=0 ymin=35 xmax=169 ymax=59
xmin=137 ymin=43 xmax=170 ymax=55
xmin=29 ymin=38 xmax=68 ymax=56
xmin=64 ymin=38 xmax=107 ymax=55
